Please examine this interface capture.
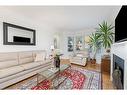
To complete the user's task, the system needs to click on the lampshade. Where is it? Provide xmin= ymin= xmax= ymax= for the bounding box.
xmin=50 ymin=45 xmax=54 ymax=50
xmin=85 ymin=36 xmax=90 ymax=43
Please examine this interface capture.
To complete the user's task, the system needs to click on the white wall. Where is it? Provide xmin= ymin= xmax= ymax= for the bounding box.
xmin=0 ymin=8 xmax=56 ymax=55
xmin=107 ymin=6 xmax=121 ymax=24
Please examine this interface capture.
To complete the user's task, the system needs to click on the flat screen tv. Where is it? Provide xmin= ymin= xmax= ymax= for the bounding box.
xmin=115 ymin=5 xmax=127 ymax=42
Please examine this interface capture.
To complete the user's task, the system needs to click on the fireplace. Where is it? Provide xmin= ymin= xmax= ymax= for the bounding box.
xmin=113 ymin=54 xmax=124 ymax=89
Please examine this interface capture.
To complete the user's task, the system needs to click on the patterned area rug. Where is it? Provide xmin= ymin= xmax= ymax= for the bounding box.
xmin=11 ymin=67 xmax=101 ymax=90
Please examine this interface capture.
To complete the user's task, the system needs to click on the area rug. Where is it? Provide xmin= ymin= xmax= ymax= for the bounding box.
xmin=11 ymin=67 xmax=101 ymax=90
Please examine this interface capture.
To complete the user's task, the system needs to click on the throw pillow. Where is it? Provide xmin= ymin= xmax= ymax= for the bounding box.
xmin=76 ymin=54 xmax=83 ymax=57
xmin=34 ymin=53 xmax=45 ymax=62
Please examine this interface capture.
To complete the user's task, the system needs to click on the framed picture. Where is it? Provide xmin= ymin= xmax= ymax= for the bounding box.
xmin=76 ymin=36 xmax=83 ymax=51
xmin=67 ymin=37 xmax=74 ymax=52
xmin=3 ymin=22 xmax=36 ymax=45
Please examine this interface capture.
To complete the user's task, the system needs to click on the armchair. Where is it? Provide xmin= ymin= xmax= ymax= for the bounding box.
xmin=69 ymin=50 xmax=89 ymax=66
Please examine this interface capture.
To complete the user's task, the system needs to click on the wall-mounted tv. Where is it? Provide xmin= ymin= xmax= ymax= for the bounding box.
xmin=115 ymin=5 xmax=127 ymax=42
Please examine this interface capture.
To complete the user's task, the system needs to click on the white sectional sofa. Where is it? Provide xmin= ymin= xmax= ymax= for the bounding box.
xmin=0 ymin=50 xmax=52 ymax=89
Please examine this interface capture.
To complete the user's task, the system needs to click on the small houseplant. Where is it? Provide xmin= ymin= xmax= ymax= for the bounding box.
xmin=89 ymin=33 xmax=101 ymax=64
xmin=54 ymin=54 xmax=60 ymax=68
xmin=53 ymin=49 xmax=61 ymax=68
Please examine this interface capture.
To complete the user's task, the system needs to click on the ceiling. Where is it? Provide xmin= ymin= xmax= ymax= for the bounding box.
xmin=0 ymin=6 xmax=121 ymax=31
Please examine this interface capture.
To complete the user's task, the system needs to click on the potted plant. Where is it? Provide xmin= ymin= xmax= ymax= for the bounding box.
xmin=89 ymin=33 xmax=101 ymax=64
xmin=54 ymin=54 xmax=60 ymax=68
xmin=96 ymin=21 xmax=114 ymax=56
xmin=53 ymin=49 xmax=63 ymax=68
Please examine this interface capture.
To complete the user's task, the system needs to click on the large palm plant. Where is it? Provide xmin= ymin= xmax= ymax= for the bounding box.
xmin=89 ymin=33 xmax=101 ymax=60
xmin=96 ymin=21 xmax=114 ymax=49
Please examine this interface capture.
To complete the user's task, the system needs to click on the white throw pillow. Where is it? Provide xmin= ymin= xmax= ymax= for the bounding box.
xmin=76 ymin=54 xmax=83 ymax=57
xmin=34 ymin=53 xmax=45 ymax=62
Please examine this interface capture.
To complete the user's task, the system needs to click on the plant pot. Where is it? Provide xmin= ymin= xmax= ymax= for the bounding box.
xmin=103 ymin=49 xmax=111 ymax=59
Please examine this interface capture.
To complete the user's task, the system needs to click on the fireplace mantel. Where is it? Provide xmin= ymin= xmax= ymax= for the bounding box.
xmin=111 ymin=42 xmax=127 ymax=89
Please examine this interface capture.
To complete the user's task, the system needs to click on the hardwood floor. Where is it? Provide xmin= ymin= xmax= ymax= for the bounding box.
xmin=102 ymin=72 xmax=114 ymax=89
xmin=5 ymin=59 xmax=114 ymax=89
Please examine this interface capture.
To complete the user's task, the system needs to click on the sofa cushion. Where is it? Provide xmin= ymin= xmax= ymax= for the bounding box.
xmin=19 ymin=62 xmax=41 ymax=70
xmin=0 ymin=63 xmax=51 ymax=84
xmin=0 ymin=52 xmax=18 ymax=61
xmin=0 ymin=66 xmax=25 ymax=79
xmin=19 ymin=57 xmax=34 ymax=64
xmin=72 ymin=56 xmax=83 ymax=59
xmin=0 ymin=60 xmax=18 ymax=69
xmin=18 ymin=52 xmax=33 ymax=58
xmin=0 ymin=52 xmax=18 ymax=69
xmin=40 ymin=59 xmax=52 ymax=65
xmin=18 ymin=51 xmax=34 ymax=64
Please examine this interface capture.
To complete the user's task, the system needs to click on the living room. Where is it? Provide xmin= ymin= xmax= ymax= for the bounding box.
xmin=0 ymin=5 xmax=126 ymax=91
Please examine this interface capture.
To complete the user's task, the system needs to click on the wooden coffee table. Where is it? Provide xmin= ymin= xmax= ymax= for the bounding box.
xmin=37 ymin=64 xmax=71 ymax=89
